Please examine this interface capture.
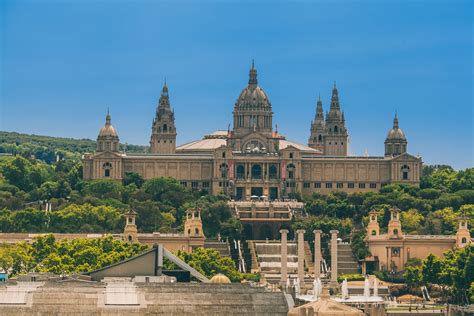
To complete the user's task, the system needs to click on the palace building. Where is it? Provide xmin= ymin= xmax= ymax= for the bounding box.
xmin=82 ymin=63 xmax=422 ymax=199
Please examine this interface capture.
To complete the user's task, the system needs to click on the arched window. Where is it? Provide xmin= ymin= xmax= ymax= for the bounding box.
xmin=462 ymin=237 xmax=467 ymax=244
xmin=251 ymin=164 xmax=262 ymax=179
xmin=163 ymin=124 xmax=168 ymax=132
xmin=103 ymin=162 xmax=112 ymax=177
xmin=222 ymin=152 xmax=226 ymax=158
xmin=334 ymin=125 xmax=338 ymax=133
xmin=318 ymin=134 xmax=322 ymax=142
xmin=393 ymin=229 xmax=399 ymax=236
xmin=371 ymin=215 xmax=376 ymax=221
xmin=269 ymin=165 xmax=278 ymax=179
xmin=195 ymin=228 xmax=199 ymax=236
xmin=128 ymin=235 xmax=132 ymax=242
xmin=401 ymin=165 xmax=410 ymax=180
xmin=236 ymin=165 xmax=245 ymax=179
xmin=371 ymin=230 xmax=377 ymax=236
xmin=287 ymin=164 xmax=295 ymax=179
xmin=220 ymin=163 xmax=228 ymax=178
xmin=188 ymin=229 xmax=191 ymax=235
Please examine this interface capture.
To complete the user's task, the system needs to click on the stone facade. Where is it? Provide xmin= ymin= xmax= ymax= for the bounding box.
xmin=0 ymin=279 xmax=289 ymax=315
xmin=83 ymin=63 xmax=422 ymax=199
xmin=365 ymin=209 xmax=472 ymax=272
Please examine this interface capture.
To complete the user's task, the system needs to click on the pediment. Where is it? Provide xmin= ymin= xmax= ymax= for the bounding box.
xmin=390 ymin=152 xmax=422 ymax=162
xmin=92 ymin=151 xmax=123 ymax=159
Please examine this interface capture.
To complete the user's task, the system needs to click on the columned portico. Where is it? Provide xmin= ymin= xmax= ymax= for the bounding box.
xmin=297 ymin=229 xmax=306 ymax=288
xmin=280 ymin=229 xmax=289 ymax=287
xmin=313 ymin=229 xmax=322 ymax=279
xmin=330 ymin=229 xmax=339 ymax=288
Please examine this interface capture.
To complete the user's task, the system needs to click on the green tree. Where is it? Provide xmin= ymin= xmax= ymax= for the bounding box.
xmin=404 ymin=265 xmax=422 ymax=290
xmin=83 ymin=179 xmax=123 ymax=199
xmin=400 ymin=209 xmax=424 ymax=233
xmin=174 ymin=247 xmax=241 ymax=282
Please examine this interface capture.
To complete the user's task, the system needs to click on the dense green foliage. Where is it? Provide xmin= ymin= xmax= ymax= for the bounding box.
xmin=0 ymin=131 xmax=147 ymax=163
xmin=0 ymin=132 xmax=472 ymax=285
xmin=0 ymin=234 xmax=148 ymax=276
xmin=403 ymin=245 xmax=474 ymax=304
xmin=166 ymin=247 xmax=242 ymax=282
xmin=337 ymin=273 xmax=365 ymax=282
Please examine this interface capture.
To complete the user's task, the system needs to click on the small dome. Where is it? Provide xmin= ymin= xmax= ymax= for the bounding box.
xmin=99 ymin=125 xmax=118 ymax=137
xmin=386 ymin=127 xmax=406 ymax=140
xmin=210 ymin=273 xmax=231 ymax=284
xmin=98 ymin=112 xmax=119 ymax=138
xmin=386 ymin=114 xmax=406 ymax=140
xmin=236 ymin=85 xmax=271 ymax=108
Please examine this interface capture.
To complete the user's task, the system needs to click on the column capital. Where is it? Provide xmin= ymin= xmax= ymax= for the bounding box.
xmin=313 ymin=229 xmax=322 ymax=234
xmin=296 ymin=229 xmax=306 ymax=234
xmin=279 ymin=229 xmax=289 ymax=234
xmin=330 ymin=230 xmax=339 ymax=235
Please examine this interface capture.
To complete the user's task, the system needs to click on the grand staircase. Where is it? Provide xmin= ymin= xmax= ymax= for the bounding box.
xmin=204 ymin=240 xmax=230 ymax=257
xmin=249 ymin=240 xmax=315 ymax=284
xmin=337 ymin=243 xmax=360 ymax=275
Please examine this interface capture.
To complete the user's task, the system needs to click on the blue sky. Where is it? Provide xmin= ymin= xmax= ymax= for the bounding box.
xmin=1 ymin=0 xmax=472 ymax=169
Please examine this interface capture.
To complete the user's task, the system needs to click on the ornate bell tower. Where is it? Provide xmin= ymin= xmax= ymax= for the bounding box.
xmin=367 ymin=210 xmax=380 ymax=238
xmin=387 ymin=208 xmax=403 ymax=239
xmin=308 ymin=95 xmax=326 ymax=152
xmin=184 ymin=208 xmax=205 ymax=238
xmin=324 ymin=83 xmax=348 ymax=156
xmin=456 ymin=215 xmax=471 ymax=248
xmin=123 ymin=209 xmax=138 ymax=242
xmin=150 ymin=83 xmax=177 ymax=154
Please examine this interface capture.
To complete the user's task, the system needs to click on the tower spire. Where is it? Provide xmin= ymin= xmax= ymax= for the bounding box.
xmin=248 ymin=60 xmax=257 ymax=86
xmin=330 ymin=82 xmax=340 ymax=110
xmin=393 ymin=112 xmax=399 ymax=128
xmin=105 ymin=108 xmax=111 ymax=126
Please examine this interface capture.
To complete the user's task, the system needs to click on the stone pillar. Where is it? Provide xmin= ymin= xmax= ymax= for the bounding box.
xmin=280 ymin=229 xmax=289 ymax=287
xmin=297 ymin=229 xmax=306 ymax=288
xmin=313 ymin=230 xmax=322 ymax=279
xmin=330 ymin=230 xmax=339 ymax=287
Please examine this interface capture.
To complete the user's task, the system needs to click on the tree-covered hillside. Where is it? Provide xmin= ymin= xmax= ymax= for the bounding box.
xmin=0 ymin=132 xmax=472 ymax=302
xmin=0 ymin=131 xmax=147 ymax=163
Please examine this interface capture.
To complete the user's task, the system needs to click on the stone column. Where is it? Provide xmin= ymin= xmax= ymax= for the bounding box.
xmin=280 ymin=229 xmax=289 ymax=287
xmin=313 ymin=230 xmax=322 ymax=279
xmin=330 ymin=230 xmax=339 ymax=287
xmin=297 ymin=229 xmax=306 ymax=288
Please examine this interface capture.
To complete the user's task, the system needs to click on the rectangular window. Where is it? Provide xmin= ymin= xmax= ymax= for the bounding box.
xmin=348 ymin=183 xmax=354 ymax=189
xmin=325 ymin=183 xmax=333 ymax=189
xmin=289 ymin=153 xmax=294 ymax=159
xmin=314 ymin=182 xmax=321 ymax=188
xmin=303 ymin=182 xmax=310 ymax=188
xmin=359 ymin=183 xmax=366 ymax=189
xmin=370 ymin=183 xmax=377 ymax=189
xmin=192 ymin=181 xmax=199 ymax=189
xmin=336 ymin=183 xmax=343 ymax=189
xmin=180 ymin=181 xmax=187 ymax=187
xmin=202 ymin=182 xmax=209 ymax=188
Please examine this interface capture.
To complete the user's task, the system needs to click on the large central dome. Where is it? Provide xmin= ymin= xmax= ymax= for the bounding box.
xmin=235 ymin=62 xmax=271 ymax=109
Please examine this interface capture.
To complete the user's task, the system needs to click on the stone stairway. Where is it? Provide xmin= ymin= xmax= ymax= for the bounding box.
xmin=250 ymin=240 xmax=316 ymax=284
xmin=337 ymin=243 xmax=360 ymax=275
xmin=303 ymin=241 xmax=314 ymax=274
xmin=204 ymin=240 xmax=230 ymax=257
xmin=247 ymin=241 xmax=259 ymax=273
